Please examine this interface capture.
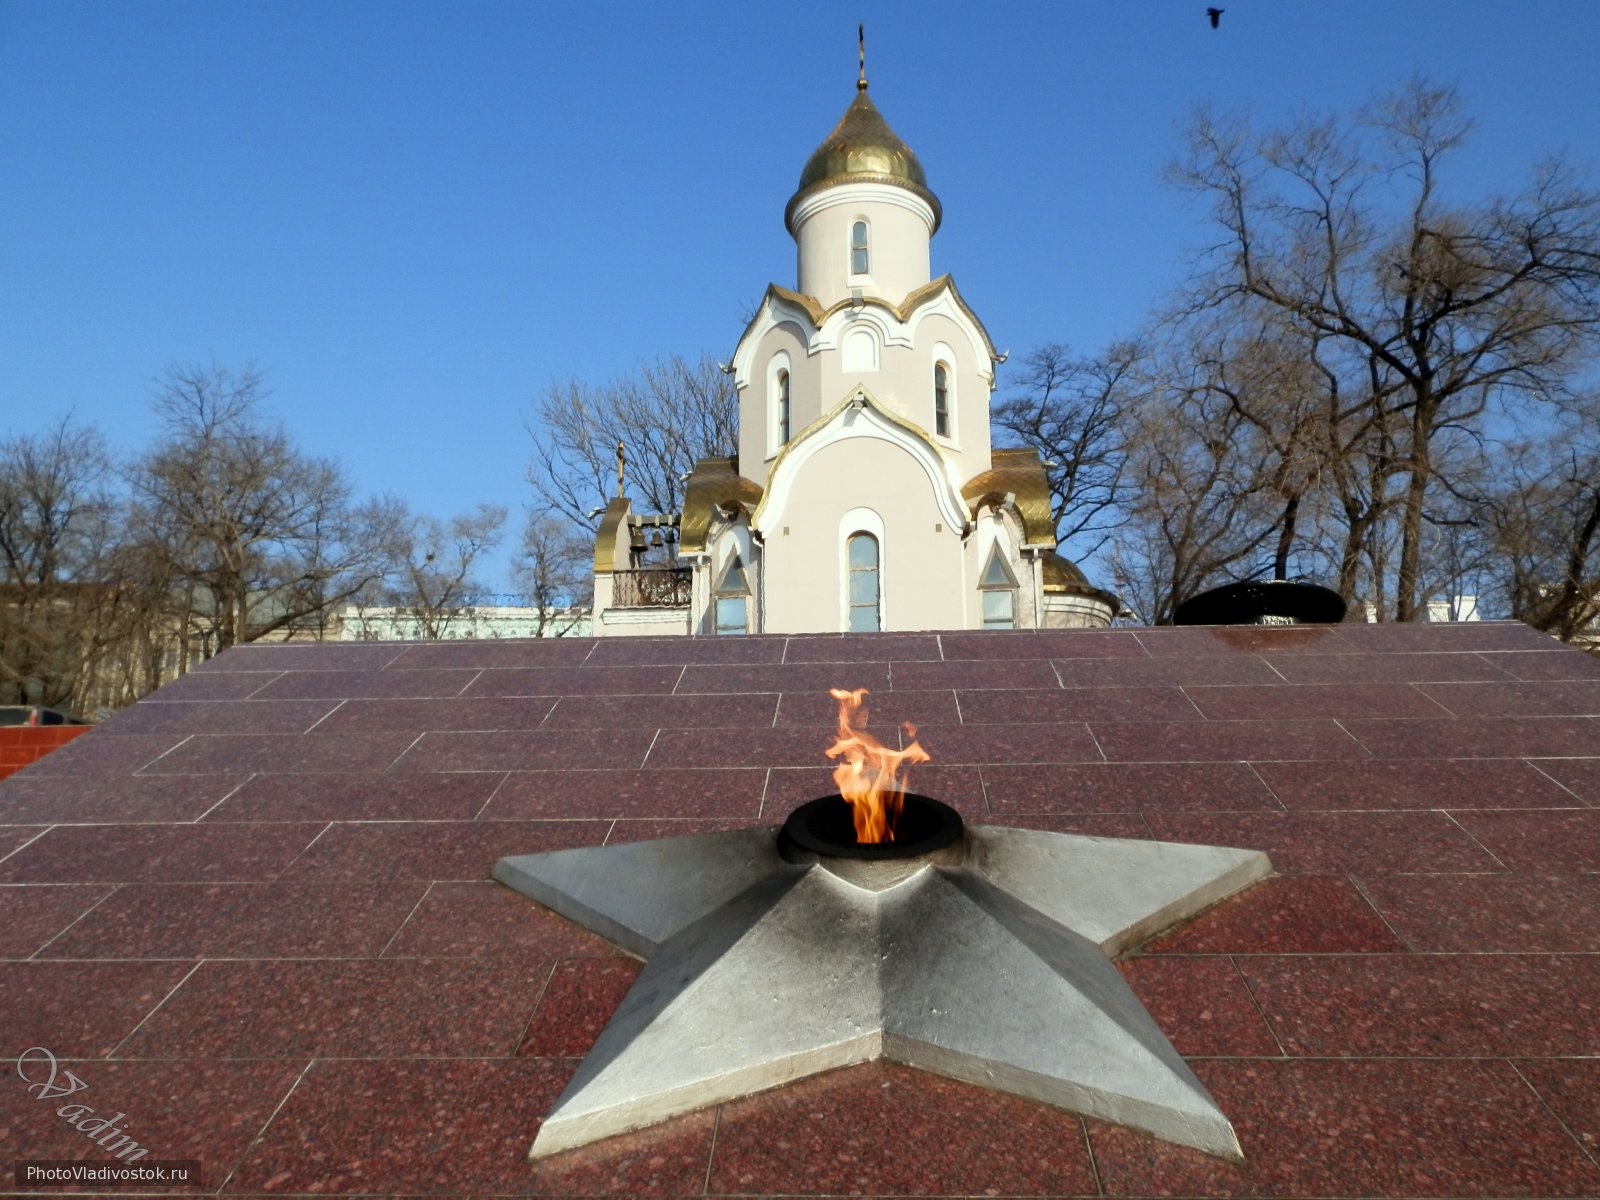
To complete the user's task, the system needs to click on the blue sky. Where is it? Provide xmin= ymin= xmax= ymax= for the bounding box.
xmin=4 ymin=0 xmax=1598 ymax=592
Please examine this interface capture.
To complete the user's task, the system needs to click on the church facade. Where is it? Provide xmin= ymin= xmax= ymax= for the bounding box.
xmin=592 ymin=66 xmax=1117 ymax=636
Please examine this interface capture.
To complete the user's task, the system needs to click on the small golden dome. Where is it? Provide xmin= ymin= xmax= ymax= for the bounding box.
xmin=785 ymin=84 xmax=942 ymax=233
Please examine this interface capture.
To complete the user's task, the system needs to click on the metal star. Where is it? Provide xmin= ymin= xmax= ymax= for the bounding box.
xmin=495 ymin=824 xmax=1270 ymax=1160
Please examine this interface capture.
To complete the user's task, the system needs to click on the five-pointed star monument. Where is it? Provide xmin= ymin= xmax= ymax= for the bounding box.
xmin=495 ymin=821 xmax=1271 ymax=1160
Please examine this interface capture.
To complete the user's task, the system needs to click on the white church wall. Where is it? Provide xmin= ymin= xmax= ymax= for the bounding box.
xmin=738 ymin=321 xmax=819 ymax=486
xmin=792 ymin=184 xmax=934 ymax=306
xmin=763 ymin=435 xmax=966 ymax=632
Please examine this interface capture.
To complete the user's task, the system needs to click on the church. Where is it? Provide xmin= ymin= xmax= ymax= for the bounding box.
xmin=592 ymin=54 xmax=1118 ymax=636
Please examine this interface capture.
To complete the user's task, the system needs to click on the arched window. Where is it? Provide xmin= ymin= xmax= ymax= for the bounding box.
xmin=847 ymin=532 xmax=880 ymax=632
xmin=979 ymin=543 xmax=1019 ymax=630
xmin=934 ymin=362 xmax=951 ymax=438
xmin=850 ymin=220 xmax=869 ymax=276
xmin=777 ymin=369 xmax=790 ymax=446
xmin=714 ymin=553 xmax=750 ymax=636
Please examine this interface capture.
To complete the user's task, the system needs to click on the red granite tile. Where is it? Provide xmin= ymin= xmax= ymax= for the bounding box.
xmin=199 ymin=642 xmax=405 ymax=671
xmin=1186 ymin=682 xmax=1452 ymax=720
xmin=889 ymin=657 xmax=1063 ymax=690
xmin=982 ymin=761 xmax=1280 ymax=814
xmin=392 ymin=727 xmax=657 ymax=772
xmin=383 ymin=881 xmax=619 ymax=958
xmin=1535 ymin=757 xmax=1600 ymax=804
xmin=40 ymin=881 xmax=427 ymax=958
xmin=1420 ymin=679 xmax=1600 ymax=717
xmin=1089 ymin=1057 xmax=1600 ymax=1197
xmin=482 ymin=767 xmax=766 ymax=819
xmin=1146 ymin=875 xmax=1406 ymax=954
xmin=1093 ymin=718 xmax=1367 ymax=763
xmin=644 ymin=726 xmax=849 ymax=768
xmin=676 ymin=661 xmax=891 ymax=694
xmin=2 ymin=1059 xmax=303 ymax=1192
xmin=945 ymin=628 xmax=1148 ymax=660
xmin=205 ymin=771 xmax=501 ymax=821
xmin=960 ymin=685 xmax=1204 ymax=723
xmin=1145 ymin=810 xmax=1498 ymax=873
xmin=1451 ymin=808 xmax=1600 ymax=871
xmin=19 ymin=734 xmax=192 ymax=775
xmin=518 ymin=956 xmax=643 ymax=1056
xmin=141 ymin=668 xmax=283 ymax=700
xmin=541 ymin=690 xmax=778 ymax=729
xmin=774 ymin=687 xmax=960 ymax=728
xmin=1243 ymin=954 xmax=1600 ymax=1057
xmin=905 ymin=722 xmax=1103 ymax=765
xmin=1118 ymin=956 xmax=1280 ymax=1055
xmin=225 ymin=1057 xmax=715 ymax=1196
xmin=0 ymin=773 xmax=248 ymax=823
xmin=762 ymin=765 xmax=983 ymax=816
xmin=784 ymin=633 xmax=944 ymax=662
xmin=991 ymin=811 xmax=1154 ymax=838
xmin=96 ymin=699 xmax=340 ymax=736
xmin=1264 ymin=651 xmax=1517 ymax=683
xmin=122 ymin=958 xmax=555 ymax=1058
xmin=0 ymin=884 xmax=115 ymax=956
xmin=1253 ymin=758 xmax=1578 ymax=810
xmin=141 ymin=733 xmax=416 ymax=774
xmin=308 ymin=695 xmax=556 ymax=733
xmin=1358 ymin=873 xmax=1600 ymax=951
xmin=1516 ymin=1059 xmax=1600 ymax=1160
xmin=1339 ymin=621 xmax=1560 ymax=653
xmin=1348 ymin=716 xmax=1600 ymax=759
xmin=0 ymin=822 xmax=325 ymax=883
xmin=1491 ymin=647 xmax=1600 ymax=680
xmin=607 ymin=815 xmax=772 ymax=842
xmin=251 ymin=668 xmax=479 ymax=699
xmin=1135 ymin=625 xmax=1345 ymax=657
xmin=585 ymin=635 xmax=786 ymax=665
xmin=389 ymin=638 xmax=597 ymax=668
xmin=0 ymin=825 xmax=45 ymax=859
xmin=0 ymin=960 xmax=193 ymax=1055
xmin=463 ymin=664 xmax=683 ymax=697
xmin=1054 ymin=653 xmax=1285 ymax=687
xmin=522 ymin=1108 xmax=719 ymax=1197
xmin=279 ymin=819 xmax=607 ymax=881
xmin=707 ymin=1060 xmax=1098 ymax=1196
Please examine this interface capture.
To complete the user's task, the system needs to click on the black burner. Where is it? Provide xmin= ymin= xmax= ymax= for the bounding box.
xmin=779 ymin=794 xmax=964 ymax=860
xmin=1173 ymin=579 xmax=1347 ymax=626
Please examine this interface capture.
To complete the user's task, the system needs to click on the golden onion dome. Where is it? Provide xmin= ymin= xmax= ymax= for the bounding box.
xmin=785 ymin=81 xmax=942 ymax=234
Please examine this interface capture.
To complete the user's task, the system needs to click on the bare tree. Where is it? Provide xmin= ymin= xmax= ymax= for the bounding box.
xmin=1113 ymin=345 xmax=1284 ymax=624
xmin=991 ymin=343 xmax=1133 ymax=562
xmin=352 ymin=502 xmax=508 ymax=639
xmin=515 ymin=515 xmax=593 ymax=636
xmin=1173 ymin=80 xmax=1600 ymax=619
xmin=0 ymin=418 xmax=133 ymax=711
xmin=527 ymin=353 xmax=737 ymax=546
xmin=135 ymin=363 xmax=393 ymax=656
xmin=1482 ymin=395 xmax=1600 ymax=643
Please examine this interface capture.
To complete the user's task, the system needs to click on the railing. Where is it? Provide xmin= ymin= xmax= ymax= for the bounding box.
xmin=611 ymin=568 xmax=693 ymax=608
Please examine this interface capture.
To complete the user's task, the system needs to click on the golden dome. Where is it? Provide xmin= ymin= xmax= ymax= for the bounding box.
xmin=785 ymin=83 xmax=942 ymax=233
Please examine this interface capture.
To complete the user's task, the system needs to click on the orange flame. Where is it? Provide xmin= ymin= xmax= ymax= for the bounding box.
xmin=824 ymin=687 xmax=930 ymax=843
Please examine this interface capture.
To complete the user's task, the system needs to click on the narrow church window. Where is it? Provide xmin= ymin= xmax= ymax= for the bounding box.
xmin=850 ymin=220 xmax=869 ymax=275
xmin=979 ymin=544 xmax=1019 ymax=630
xmin=777 ymin=369 xmax=790 ymax=445
xmin=847 ymin=532 xmax=880 ymax=632
xmin=934 ymin=363 xmax=950 ymax=437
xmin=714 ymin=553 xmax=751 ymax=636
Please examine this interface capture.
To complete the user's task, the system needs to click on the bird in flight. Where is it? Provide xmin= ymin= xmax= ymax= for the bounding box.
xmin=1207 ymin=7 xmax=1224 ymax=27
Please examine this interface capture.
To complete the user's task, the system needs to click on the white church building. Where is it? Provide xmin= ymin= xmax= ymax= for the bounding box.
xmin=592 ymin=60 xmax=1118 ymax=636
